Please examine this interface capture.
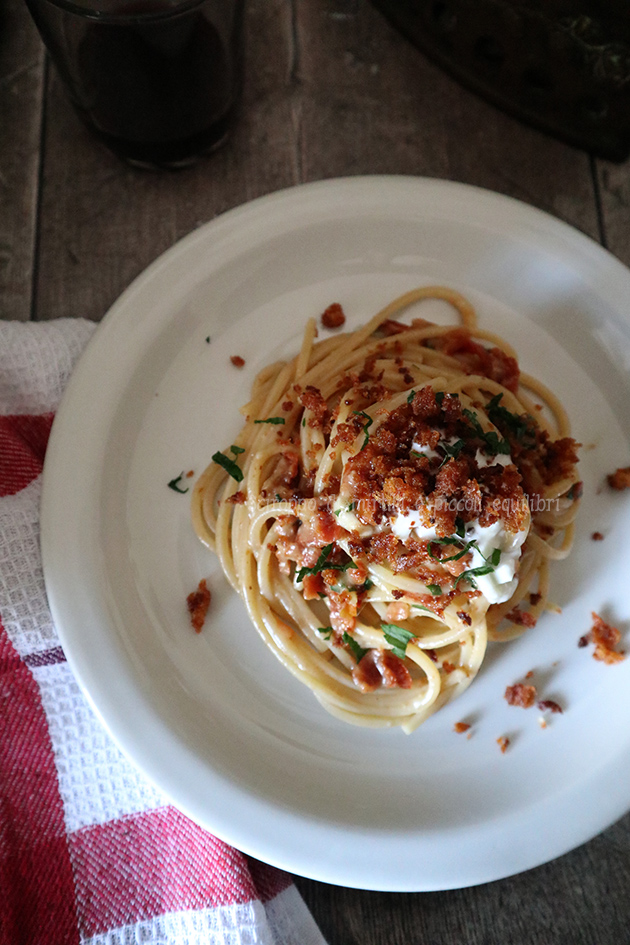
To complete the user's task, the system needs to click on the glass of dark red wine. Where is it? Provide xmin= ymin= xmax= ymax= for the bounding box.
xmin=25 ymin=0 xmax=245 ymax=169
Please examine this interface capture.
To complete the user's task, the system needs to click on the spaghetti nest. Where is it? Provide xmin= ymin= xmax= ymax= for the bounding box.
xmin=192 ymin=287 xmax=581 ymax=733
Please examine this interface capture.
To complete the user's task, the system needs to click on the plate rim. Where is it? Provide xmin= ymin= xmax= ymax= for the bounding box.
xmin=40 ymin=175 xmax=630 ymax=891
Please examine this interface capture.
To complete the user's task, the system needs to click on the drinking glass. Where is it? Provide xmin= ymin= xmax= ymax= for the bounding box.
xmin=25 ymin=0 xmax=245 ymax=168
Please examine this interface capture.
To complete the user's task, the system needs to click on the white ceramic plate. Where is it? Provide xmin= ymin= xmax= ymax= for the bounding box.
xmin=41 ymin=177 xmax=630 ymax=892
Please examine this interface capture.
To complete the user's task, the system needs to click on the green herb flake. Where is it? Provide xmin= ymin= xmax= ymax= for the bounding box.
xmin=296 ymin=544 xmax=357 ymax=583
xmin=167 ymin=472 xmax=189 ymax=494
xmin=463 ymin=408 xmax=509 ymax=457
xmin=230 ymin=444 xmax=245 ymax=455
xmin=296 ymin=543 xmax=334 ymax=583
xmin=486 ymin=393 xmax=536 ymax=444
xmin=381 ymin=622 xmax=416 ymax=659
xmin=439 ymin=438 xmax=466 ymax=467
xmin=412 ymin=603 xmax=432 ymax=613
xmin=427 ymin=538 xmax=473 ymax=563
xmin=435 ymin=391 xmax=445 ymax=406
xmin=407 ymin=390 xmax=416 ymax=404
xmin=353 ymin=410 xmax=373 ymax=449
xmin=317 ymin=626 xmax=333 ymax=640
xmin=427 ymin=583 xmax=443 ymax=596
xmin=342 ymin=631 xmax=368 ymax=663
xmin=212 ymin=450 xmax=244 ymax=482
xmin=254 ymin=416 xmax=285 ymax=425
xmin=455 ymin=551 xmax=502 ymax=590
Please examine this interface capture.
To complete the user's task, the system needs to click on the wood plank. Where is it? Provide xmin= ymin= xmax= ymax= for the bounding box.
xmin=33 ymin=0 xmax=297 ymax=321
xmin=295 ymin=0 xmax=600 ymax=237
xmin=295 ymin=813 xmax=630 ymax=944
xmin=0 ymin=0 xmax=45 ymax=321
xmin=595 ymin=158 xmax=630 ymax=270
xmin=34 ymin=0 xmax=606 ymax=323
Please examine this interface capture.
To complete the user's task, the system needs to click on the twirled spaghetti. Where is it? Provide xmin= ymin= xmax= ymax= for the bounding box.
xmin=192 ymin=287 xmax=580 ymax=732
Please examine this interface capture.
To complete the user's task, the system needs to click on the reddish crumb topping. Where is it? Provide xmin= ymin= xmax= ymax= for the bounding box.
xmin=454 ymin=721 xmax=471 ymax=733
xmin=344 ymin=385 xmax=530 ymax=544
xmin=431 ymin=328 xmax=520 ymax=393
xmin=299 ymin=385 xmax=330 ymax=427
xmin=505 ymin=607 xmax=537 ymax=628
xmin=590 ymin=611 xmax=625 ymax=664
xmin=321 ymin=302 xmax=346 ymax=329
xmin=230 ymin=355 xmax=245 ymax=368
xmin=607 ymin=466 xmax=630 ymax=490
xmin=351 ymin=648 xmax=412 ymax=692
xmin=537 ymin=699 xmax=563 ymax=714
xmin=497 ymin=735 xmax=510 ymax=753
xmin=226 ymin=491 xmax=246 ymax=505
xmin=187 ymin=578 xmax=211 ymax=633
xmin=504 ymin=683 xmax=537 ymax=708
xmin=380 ymin=318 xmax=410 ymax=335
xmin=591 ymin=531 xmax=604 ymax=541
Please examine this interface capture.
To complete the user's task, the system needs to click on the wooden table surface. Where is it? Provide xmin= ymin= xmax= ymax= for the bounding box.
xmin=3 ymin=1 xmax=630 ymax=942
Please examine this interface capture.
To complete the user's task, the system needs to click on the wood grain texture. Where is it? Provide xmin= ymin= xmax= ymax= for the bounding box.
xmin=596 ymin=158 xmax=630 ymax=269
xmin=33 ymin=0 xmax=297 ymax=321
xmin=3 ymin=0 xmax=630 ymax=943
xmin=32 ymin=0 xmax=605 ymax=322
xmin=296 ymin=1 xmax=600 ymax=236
xmin=0 ymin=0 xmax=44 ymax=321
xmin=295 ymin=813 xmax=630 ymax=945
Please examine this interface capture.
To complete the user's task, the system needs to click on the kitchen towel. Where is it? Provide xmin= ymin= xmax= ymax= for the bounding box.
xmin=0 ymin=318 xmax=327 ymax=945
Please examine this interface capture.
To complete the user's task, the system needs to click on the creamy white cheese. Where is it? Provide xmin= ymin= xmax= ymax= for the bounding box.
xmin=390 ymin=510 xmax=528 ymax=605
xmin=463 ymin=518 xmax=527 ymax=605
xmin=390 ymin=511 xmax=436 ymax=542
xmin=410 ymin=438 xmax=441 ymax=461
xmin=475 ymin=448 xmax=512 ymax=469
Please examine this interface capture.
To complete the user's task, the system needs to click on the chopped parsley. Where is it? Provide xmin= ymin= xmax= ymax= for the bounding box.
xmin=427 ymin=537 xmax=474 ymax=563
xmin=342 ymin=631 xmax=368 ymax=663
xmin=167 ymin=472 xmax=189 ymax=494
xmin=454 ymin=548 xmax=502 ymax=590
xmin=317 ymin=626 xmax=333 ymax=640
xmin=407 ymin=390 xmax=416 ymax=404
xmin=353 ymin=410 xmax=373 ymax=449
xmin=381 ymin=623 xmax=416 ymax=659
xmin=439 ymin=438 xmax=466 ymax=464
xmin=296 ymin=543 xmax=354 ymax=583
xmin=427 ymin=583 xmax=443 ymax=596
xmin=254 ymin=416 xmax=285 ymax=425
xmin=486 ymin=393 xmax=536 ymax=444
xmin=212 ymin=450 xmax=244 ymax=482
xmin=463 ymin=408 xmax=510 ymax=456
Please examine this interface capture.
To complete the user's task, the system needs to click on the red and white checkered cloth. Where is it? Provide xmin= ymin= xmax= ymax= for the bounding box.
xmin=0 ymin=319 xmax=328 ymax=945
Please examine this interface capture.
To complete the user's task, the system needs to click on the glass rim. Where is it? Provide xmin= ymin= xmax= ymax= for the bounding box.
xmin=35 ymin=0 xmax=211 ymax=22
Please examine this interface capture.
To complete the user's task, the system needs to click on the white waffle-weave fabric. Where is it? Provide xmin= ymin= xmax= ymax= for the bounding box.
xmin=0 ymin=319 xmax=327 ymax=945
